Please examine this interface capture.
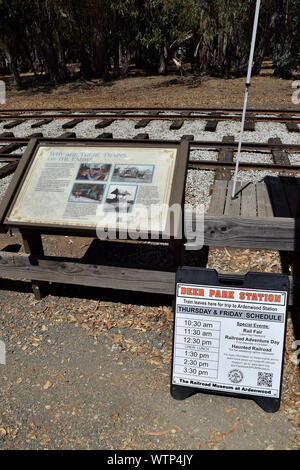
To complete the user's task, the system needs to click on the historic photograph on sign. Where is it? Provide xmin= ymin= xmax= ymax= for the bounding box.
xmin=104 ymin=184 xmax=137 ymax=213
xmin=68 ymin=183 xmax=106 ymax=203
xmin=111 ymin=164 xmax=154 ymax=184
xmin=5 ymin=143 xmax=184 ymax=235
xmin=76 ymin=163 xmax=111 ymax=182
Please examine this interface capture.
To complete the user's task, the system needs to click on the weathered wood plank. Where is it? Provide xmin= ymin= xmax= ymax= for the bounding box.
xmin=21 ymin=230 xmax=47 ymax=300
xmin=224 ymin=182 xmax=241 ymax=217
xmin=240 ymin=183 xmax=257 ymax=217
xmin=0 ymin=252 xmax=175 ymax=295
xmin=187 ymin=214 xmax=300 ymax=250
xmin=256 ymin=182 xmax=274 ymax=218
xmin=0 ymin=251 xmax=298 ymax=303
xmin=208 ymin=180 xmax=228 ymax=216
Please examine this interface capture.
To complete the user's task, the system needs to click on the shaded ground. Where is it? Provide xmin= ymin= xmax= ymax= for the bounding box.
xmin=0 ymin=282 xmax=299 ymax=451
xmin=1 ymin=61 xmax=300 ymax=110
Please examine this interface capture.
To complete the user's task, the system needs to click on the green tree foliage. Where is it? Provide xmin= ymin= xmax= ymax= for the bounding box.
xmin=0 ymin=0 xmax=299 ymax=85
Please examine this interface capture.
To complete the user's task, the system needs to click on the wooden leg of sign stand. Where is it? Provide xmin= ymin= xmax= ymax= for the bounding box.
xmin=291 ymin=251 xmax=300 ymax=343
xmin=291 ymin=206 xmax=300 ymax=343
xmin=170 ymin=239 xmax=185 ymax=312
xmin=170 ymin=239 xmax=185 ymax=268
xmin=21 ymin=231 xmax=47 ymax=301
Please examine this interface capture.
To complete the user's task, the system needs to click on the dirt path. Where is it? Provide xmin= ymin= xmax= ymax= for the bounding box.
xmin=0 ymin=284 xmax=299 ymax=450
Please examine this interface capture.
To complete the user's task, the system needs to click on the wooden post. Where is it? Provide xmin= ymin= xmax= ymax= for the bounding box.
xmin=21 ymin=230 xmax=47 ymax=300
xmin=169 ymin=238 xmax=185 ymax=268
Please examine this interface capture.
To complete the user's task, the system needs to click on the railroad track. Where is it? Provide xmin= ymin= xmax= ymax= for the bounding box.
xmin=0 ymin=107 xmax=299 ymax=180
xmin=1 ymin=106 xmax=300 ymax=128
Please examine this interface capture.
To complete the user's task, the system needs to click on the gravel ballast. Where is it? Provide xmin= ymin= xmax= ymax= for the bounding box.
xmin=0 ymin=117 xmax=299 ymax=211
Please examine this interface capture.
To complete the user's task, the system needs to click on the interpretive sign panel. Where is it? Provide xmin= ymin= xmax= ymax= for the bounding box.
xmin=171 ymin=268 xmax=289 ymax=413
xmin=1 ymin=139 xmax=189 ymax=237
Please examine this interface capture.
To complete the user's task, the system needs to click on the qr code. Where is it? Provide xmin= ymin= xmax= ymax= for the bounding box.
xmin=257 ymin=372 xmax=273 ymax=388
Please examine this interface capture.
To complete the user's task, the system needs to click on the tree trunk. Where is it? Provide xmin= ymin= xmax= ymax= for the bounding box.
xmin=0 ymin=39 xmax=21 ymax=87
xmin=158 ymin=46 xmax=167 ymax=74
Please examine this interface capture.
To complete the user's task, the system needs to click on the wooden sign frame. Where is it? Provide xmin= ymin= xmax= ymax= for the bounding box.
xmin=0 ymin=138 xmax=190 ymax=239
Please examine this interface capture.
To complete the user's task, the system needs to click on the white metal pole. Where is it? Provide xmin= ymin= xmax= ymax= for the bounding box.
xmin=232 ymin=0 xmax=262 ymax=199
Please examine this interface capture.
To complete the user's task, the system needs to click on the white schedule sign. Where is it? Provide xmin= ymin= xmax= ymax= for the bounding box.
xmin=172 ymin=283 xmax=288 ymax=399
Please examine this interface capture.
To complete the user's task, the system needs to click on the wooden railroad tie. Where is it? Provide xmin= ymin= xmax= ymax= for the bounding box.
xmin=0 ymin=161 xmax=19 ymax=178
xmin=244 ymin=113 xmax=256 ymax=132
xmin=3 ymin=120 xmax=24 ymax=130
xmin=97 ymin=132 xmax=113 ymax=139
xmin=204 ymin=113 xmax=221 ymax=132
xmin=95 ymin=119 xmax=115 ymax=129
xmin=135 ymin=112 xmax=159 ymax=129
xmin=31 ymin=119 xmax=53 ymax=128
xmin=0 ymin=132 xmax=14 ymax=138
xmin=170 ymin=113 xmax=192 ymax=130
xmin=0 ymin=142 xmax=22 ymax=154
xmin=281 ymin=114 xmax=300 ymax=133
xmin=57 ymin=132 xmax=76 ymax=139
xmin=215 ymin=136 xmax=234 ymax=181
xmin=268 ymin=137 xmax=290 ymax=167
xmin=62 ymin=119 xmax=84 ymax=129
xmin=133 ymin=133 xmax=149 ymax=140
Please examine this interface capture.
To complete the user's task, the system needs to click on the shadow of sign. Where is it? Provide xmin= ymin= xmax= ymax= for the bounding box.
xmin=0 ymin=340 xmax=5 ymax=365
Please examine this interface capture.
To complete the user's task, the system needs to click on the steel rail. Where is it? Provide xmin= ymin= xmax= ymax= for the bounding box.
xmin=1 ymin=137 xmax=300 ymax=151
xmin=1 ymin=113 xmax=300 ymax=123
xmin=0 ymin=106 xmax=300 ymax=114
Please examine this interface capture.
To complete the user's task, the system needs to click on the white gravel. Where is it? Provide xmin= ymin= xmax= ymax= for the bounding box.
xmin=186 ymin=169 xmax=214 ymax=212
xmin=287 ymin=153 xmax=300 ymax=165
xmin=0 ymin=163 xmax=13 ymax=198
xmin=1 ymin=117 xmax=299 ymax=145
xmin=190 ymin=149 xmax=218 ymax=161
xmin=233 ymin=151 xmax=273 ymax=164
xmin=232 ymin=170 xmax=280 ymax=184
